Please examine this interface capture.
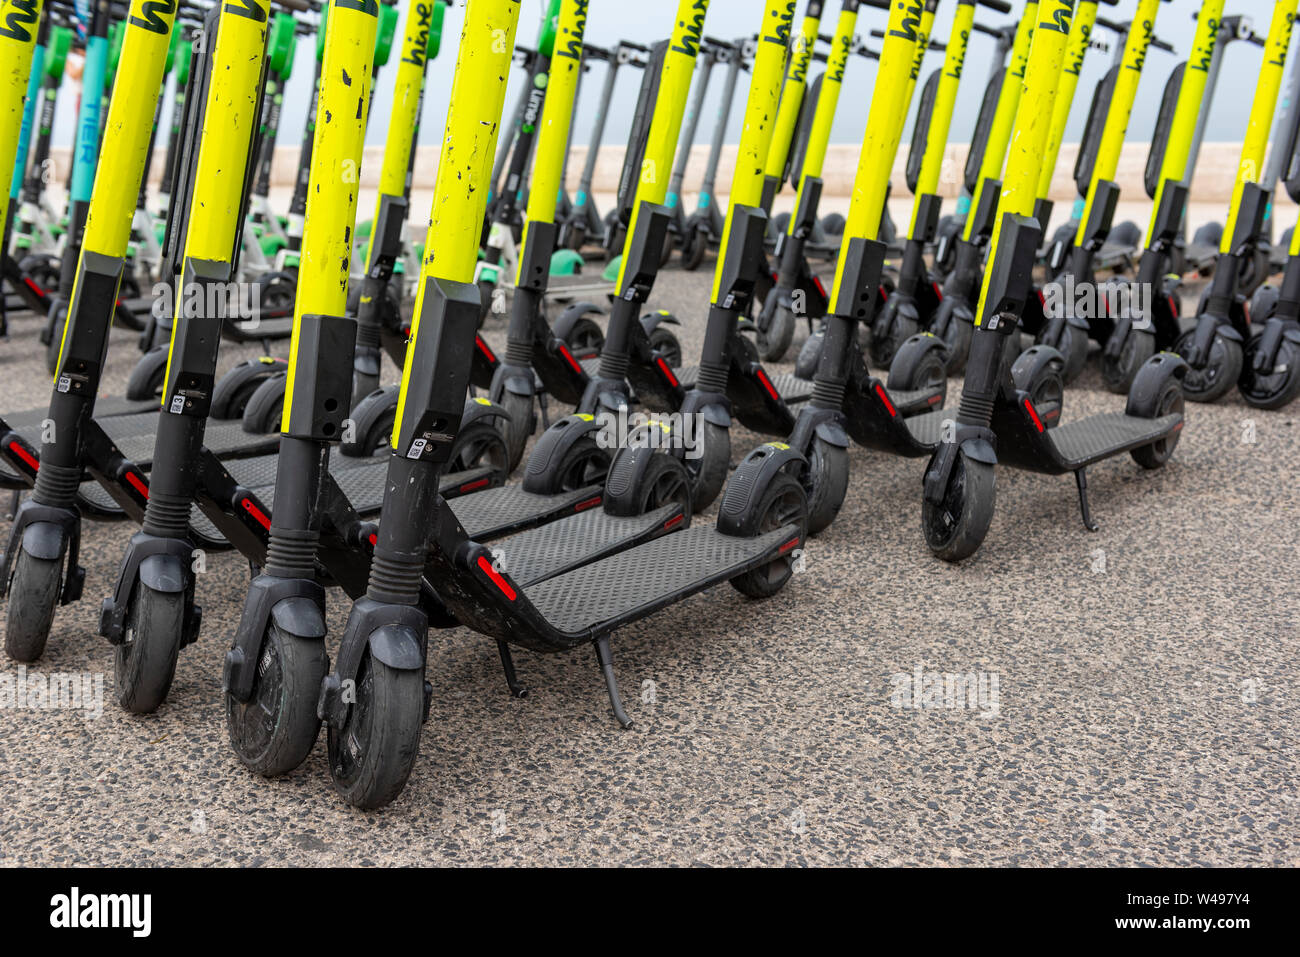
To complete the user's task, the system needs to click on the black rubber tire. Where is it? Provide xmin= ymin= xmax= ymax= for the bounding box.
xmin=343 ymin=387 xmax=398 ymax=457
xmin=794 ymin=328 xmax=825 ymax=380
xmin=870 ymin=300 xmax=918 ymax=369
xmin=1039 ymin=323 xmax=1089 ymax=383
xmin=448 ymin=420 xmax=510 ymax=485
xmin=612 ymin=447 xmax=692 ymax=515
xmin=659 ymin=230 xmax=675 ymax=267
xmin=44 ymin=306 xmax=65 ymax=375
xmin=327 ymin=652 xmax=424 ymax=809
xmin=477 ymin=278 xmax=497 ymax=326
xmin=495 ymin=388 xmax=536 ymax=474
xmin=125 ymin=347 xmax=169 ymax=401
xmin=1192 ymin=221 xmax=1223 ymax=248
xmin=241 ymin=373 xmax=287 ymax=434
xmin=759 ymin=301 xmax=796 ymax=362
xmin=115 ymin=583 xmax=184 ymax=714
xmin=211 ymin=359 xmax=286 ymax=419
xmin=649 ymin=326 xmax=683 ymax=367
xmin=804 ymin=437 xmax=849 ymax=536
xmin=1100 ymin=328 xmax=1155 ymax=395
xmin=820 ymin=212 xmax=845 ymax=236
xmin=940 ymin=315 xmax=974 ymax=374
xmin=1129 ymin=378 xmax=1184 ymax=469
xmin=4 ymin=550 xmax=61 ymax=662
xmin=772 ymin=212 xmax=791 ymax=234
xmin=729 ymin=472 xmax=808 ymax=598
xmin=18 ymin=254 xmax=60 ymax=292
xmin=1239 ymin=334 xmax=1300 ymax=410
xmin=686 ymin=419 xmax=730 ymax=511
xmin=1175 ymin=329 xmax=1244 ymax=404
xmin=922 ymin=451 xmax=996 ymax=563
xmin=681 ymin=228 xmax=708 ymax=271
xmin=226 ymin=623 xmax=328 ymax=777
xmin=562 ymin=315 xmax=604 ymax=360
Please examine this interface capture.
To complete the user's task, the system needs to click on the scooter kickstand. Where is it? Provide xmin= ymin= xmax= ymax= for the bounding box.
xmin=1074 ymin=468 xmax=1099 ymax=532
xmin=496 ymin=639 xmax=528 ymax=699
xmin=594 ymin=635 xmax=633 ymax=729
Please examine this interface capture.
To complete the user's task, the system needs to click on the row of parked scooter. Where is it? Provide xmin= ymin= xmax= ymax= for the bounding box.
xmin=0 ymin=0 xmax=1295 ymax=809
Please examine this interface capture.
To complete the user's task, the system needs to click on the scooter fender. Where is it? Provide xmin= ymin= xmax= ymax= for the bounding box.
xmin=889 ymin=332 xmax=950 ymax=390
xmin=788 ymin=405 xmax=850 ymax=453
xmin=270 ymin=596 xmax=329 ymax=640
xmin=679 ymin=389 xmax=732 ymax=429
xmin=553 ymin=301 xmax=605 ymax=342
xmin=640 ymin=309 xmax=680 ymax=334
xmin=490 ymin=362 xmax=534 ymax=399
xmin=1216 ymin=323 xmax=1245 ymax=344
xmin=462 ymin=396 xmax=511 ymax=428
xmin=1127 ymin=352 xmax=1189 ymax=417
xmin=20 ymin=521 xmax=67 ymax=562
xmin=138 ymin=553 xmax=186 ymax=595
xmin=368 ymin=623 xmax=426 ymax=672
xmin=522 ymin=413 xmax=604 ymax=494
xmin=717 ymin=442 xmax=808 ymax=539
xmin=224 ymin=578 xmax=328 ymax=703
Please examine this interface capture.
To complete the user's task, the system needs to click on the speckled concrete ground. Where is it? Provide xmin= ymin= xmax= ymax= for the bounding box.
xmin=1 ymin=204 xmax=1297 ymax=867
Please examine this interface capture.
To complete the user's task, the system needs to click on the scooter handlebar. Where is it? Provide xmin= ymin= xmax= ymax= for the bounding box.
xmin=977 ymin=0 xmax=1012 ymax=13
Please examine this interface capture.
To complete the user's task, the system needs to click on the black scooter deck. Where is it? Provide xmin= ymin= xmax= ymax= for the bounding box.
xmin=677 ymin=364 xmax=811 ymax=402
xmin=1044 ymin=412 xmax=1182 ymax=470
xmin=525 ymin=523 xmax=797 ymax=637
xmin=494 ymin=503 xmax=683 ymax=586
xmin=2 ymin=395 xmax=157 ymax=429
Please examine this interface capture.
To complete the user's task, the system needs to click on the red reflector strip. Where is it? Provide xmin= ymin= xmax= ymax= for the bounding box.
xmin=1172 ymin=421 xmax=1183 ymax=433
xmin=24 ymin=277 xmax=43 ymax=295
xmin=476 ymin=555 xmax=516 ymax=601
xmin=7 ymin=441 xmax=39 ymax=471
xmin=926 ymin=394 xmax=942 ymax=405
xmin=1024 ymin=399 xmax=1045 ymax=433
xmin=931 ymin=280 xmax=943 ymax=302
xmin=656 ymin=357 xmax=679 ymax=388
xmin=369 ymin=532 xmax=378 ymax=546
xmin=475 ymin=335 xmax=496 ymax=362
xmin=124 ymin=471 xmax=149 ymax=498
xmin=559 ymin=344 xmax=583 ymax=374
xmin=874 ymin=383 xmax=897 ymax=418
xmin=662 ymin=513 xmax=684 ymax=531
xmin=575 ymin=496 xmax=602 ymax=512
xmin=779 ymin=537 xmax=801 ymax=554
xmin=878 ymin=284 xmax=889 ymax=302
xmin=459 ymin=478 xmax=490 ymax=493
xmin=241 ymin=497 xmax=272 ymax=529
xmin=755 ymin=367 xmax=780 ymax=401
xmin=813 ymin=275 xmax=827 ymax=298
xmin=1037 ymin=287 xmax=1046 ymax=307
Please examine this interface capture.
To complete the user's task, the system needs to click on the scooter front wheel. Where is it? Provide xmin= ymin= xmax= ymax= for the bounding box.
xmin=1174 ymin=329 xmax=1243 ymax=403
xmin=226 ymin=623 xmax=328 ymax=777
xmin=759 ymin=300 xmax=796 ymax=362
xmin=495 ymin=390 xmax=536 ymax=473
xmin=1036 ymin=322 xmax=1088 ymax=383
xmin=4 ymin=550 xmax=62 ymax=662
xmin=1239 ymin=334 xmax=1300 ymax=410
xmin=870 ymin=299 xmax=918 ymax=369
xmin=115 ymin=582 xmax=184 ymax=714
xmin=327 ymin=652 xmax=424 ymax=809
xmin=804 ymin=437 xmax=849 ymax=536
xmin=686 ymin=419 xmax=730 ymax=511
xmin=1129 ymin=377 xmax=1185 ymax=469
xmin=922 ymin=451 xmax=996 ymax=564
xmin=1100 ymin=327 xmax=1154 ymax=395
xmin=649 ymin=326 xmax=683 ymax=367
xmin=794 ymin=327 xmax=825 ymax=380
xmin=681 ymin=228 xmax=708 ymax=271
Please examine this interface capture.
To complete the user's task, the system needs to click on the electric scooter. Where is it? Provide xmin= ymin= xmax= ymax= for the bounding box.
xmin=314 ymin=0 xmax=808 ymax=811
xmin=1177 ymin=0 xmax=1296 ymax=404
xmin=920 ymin=0 xmax=1187 ymax=564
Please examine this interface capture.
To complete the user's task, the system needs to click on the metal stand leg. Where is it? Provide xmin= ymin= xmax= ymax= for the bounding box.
xmin=5 ymin=489 xmax=21 ymax=522
xmin=496 ymin=639 xmax=528 ymax=698
xmin=1074 ymin=468 xmax=1099 ymax=532
xmin=594 ymin=635 xmax=633 ymax=729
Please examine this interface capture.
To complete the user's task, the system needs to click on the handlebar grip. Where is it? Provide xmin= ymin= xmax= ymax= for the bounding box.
xmin=620 ymin=40 xmax=650 ymax=53
xmin=977 ymin=0 xmax=1012 ymax=13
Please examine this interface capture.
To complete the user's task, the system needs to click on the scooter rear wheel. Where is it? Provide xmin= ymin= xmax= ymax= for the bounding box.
xmin=1036 ymin=322 xmax=1088 ymax=383
xmin=1130 ymin=378 xmax=1185 ymax=469
xmin=115 ymin=583 xmax=183 ymax=714
xmin=922 ymin=451 xmax=996 ymax=563
xmin=562 ymin=315 xmax=604 ymax=360
xmin=728 ymin=472 xmax=808 ymax=598
xmin=869 ymin=297 xmax=918 ymax=369
xmin=226 ymin=623 xmax=328 ymax=777
xmin=4 ymin=550 xmax=62 ymax=662
xmin=1239 ymin=334 xmax=1300 ymax=410
xmin=327 ymin=651 xmax=424 ymax=809
xmin=1174 ymin=329 xmax=1243 ymax=403
xmin=649 ymin=326 xmax=683 ymax=367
